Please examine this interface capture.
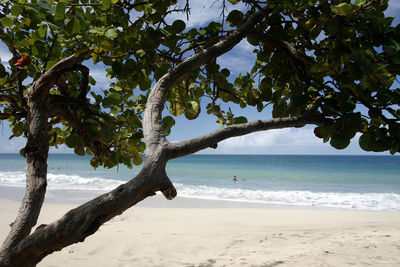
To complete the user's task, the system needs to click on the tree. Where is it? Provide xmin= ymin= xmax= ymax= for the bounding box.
xmin=0 ymin=0 xmax=399 ymax=265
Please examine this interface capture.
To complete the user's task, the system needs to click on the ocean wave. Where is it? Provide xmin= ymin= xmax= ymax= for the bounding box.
xmin=174 ymin=184 xmax=400 ymax=211
xmin=1 ymin=171 xmax=399 ymax=211
xmin=0 ymin=171 xmax=125 ymax=190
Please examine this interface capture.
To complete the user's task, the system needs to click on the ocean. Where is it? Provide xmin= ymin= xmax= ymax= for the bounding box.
xmin=0 ymin=154 xmax=399 ymax=211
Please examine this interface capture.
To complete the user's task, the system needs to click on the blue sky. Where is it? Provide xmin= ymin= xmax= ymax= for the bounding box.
xmin=0 ymin=0 xmax=399 ymax=155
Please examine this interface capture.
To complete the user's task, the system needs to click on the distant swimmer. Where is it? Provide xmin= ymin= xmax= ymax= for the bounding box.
xmin=233 ymin=175 xmax=237 ymax=182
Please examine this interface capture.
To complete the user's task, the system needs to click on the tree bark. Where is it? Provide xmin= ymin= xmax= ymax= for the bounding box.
xmin=166 ymin=114 xmax=326 ymax=159
xmin=0 ymin=80 xmax=50 ymax=261
xmin=0 ymin=55 xmax=86 ymax=266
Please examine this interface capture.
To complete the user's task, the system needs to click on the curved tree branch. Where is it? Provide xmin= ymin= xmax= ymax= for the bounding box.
xmin=167 ymin=97 xmax=325 ymax=158
xmin=249 ymin=30 xmax=313 ymax=67
xmin=143 ymin=11 xmax=265 ymax=155
xmin=166 ymin=112 xmax=327 ymax=159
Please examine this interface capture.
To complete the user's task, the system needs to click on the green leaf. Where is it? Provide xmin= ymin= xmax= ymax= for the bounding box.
xmin=54 ymin=2 xmax=67 ymax=22
xmin=221 ymin=68 xmax=230 ymax=77
xmin=0 ymin=61 xmax=6 ymax=76
xmin=38 ymin=0 xmax=55 ymax=15
xmin=0 ymin=16 xmax=14 ymax=28
xmin=38 ymin=24 xmax=48 ymax=38
xmin=310 ymin=62 xmax=330 ymax=73
xmin=172 ymin=20 xmax=186 ymax=33
xmin=10 ymin=5 xmax=21 ymax=16
xmin=136 ymin=49 xmax=146 ymax=58
xmin=185 ymin=101 xmax=201 ymax=120
xmin=228 ymin=0 xmax=240 ymax=4
xmin=226 ymin=10 xmax=243 ymax=27
xmin=103 ymin=93 xmax=122 ymax=107
xmin=354 ymin=0 xmax=367 ymax=7
xmin=11 ymin=122 xmax=24 ymax=137
xmin=247 ymin=35 xmax=259 ymax=46
xmin=74 ymin=145 xmax=85 ymax=156
xmin=65 ymin=135 xmax=79 ymax=148
xmin=105 ymin=28 xmax=119 ymax=39
xmin=359 ymin=133 xmax=374 ymax=151
xmin=66 ymin=18 xmax=81 ymax=35
xmin=169 ymin=101 xmax=184 ymax=116
xmin=259 ymin=78 xmax=272 ymax=101
xmin=330 ymin=134 xmax=350 ymax=150
xmin=331 ymin=3 xmax=354 ymax=17
xmin=111 ymin=151 xmax=121 ymax=163
xmin=154 ymin=63 xmax=171 ymax=81
xmin=133 ymin=152 xmax=143 ymax=165
xmin=113 ymin=85 xmax=123 ymax=91
xmin=232 ymin=116 xmax=248 ymax=124
xmin=162 ymin=116 xmax=175 ymax=136
xmin=103 ymin=0 xmax=111 ymax=9
xmin=138 ymin=77 xmax=151 ymax=91
xmin=90 ymin=158 xmax=99 ymax=168
xmin=110 ymin=106 xmax=121 ymax=116
xmin=199 ymin=28 xmax=207 ymax=36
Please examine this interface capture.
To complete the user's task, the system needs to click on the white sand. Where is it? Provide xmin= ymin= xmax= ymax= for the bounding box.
xmin=1 ymin=191 xmax=400 ymax=266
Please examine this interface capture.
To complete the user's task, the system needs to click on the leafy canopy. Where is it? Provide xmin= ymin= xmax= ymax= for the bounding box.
xmin=0 ymin=0 xmax=399 ymax=169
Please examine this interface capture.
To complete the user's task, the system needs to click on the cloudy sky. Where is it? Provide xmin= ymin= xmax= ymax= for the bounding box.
xmin=0 ymin=0 xmax=399 ymax=155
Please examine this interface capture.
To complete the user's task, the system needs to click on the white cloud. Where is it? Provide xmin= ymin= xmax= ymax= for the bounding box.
xmin=196 ymin=128 xmax=379 ymax=155
xmin=220 ymin=128 xmax=319 ymax=149
xmin=0 ymin=136 xmax=25 ymax=153
xmin=218 ymin=39 xmax=256 ymax=74
xmin=89 ymin=67 xmax=112 ymax=90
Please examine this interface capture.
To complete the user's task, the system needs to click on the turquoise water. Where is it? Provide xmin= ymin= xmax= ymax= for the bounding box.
xmin=0 ymin=154 xmax=399 ymax=210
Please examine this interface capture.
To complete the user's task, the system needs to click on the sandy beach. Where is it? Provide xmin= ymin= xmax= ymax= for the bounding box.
xmin=0 ymin=187 xmax=400 ymax=267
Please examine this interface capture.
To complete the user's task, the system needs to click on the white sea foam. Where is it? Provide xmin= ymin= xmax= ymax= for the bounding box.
xmin=174 ymin=184 xmax=400 ymax=211
xmin=1 ymin=171 xmax=399 ymax=211
xmin=0 ymin=171 xmax=125 ymax=190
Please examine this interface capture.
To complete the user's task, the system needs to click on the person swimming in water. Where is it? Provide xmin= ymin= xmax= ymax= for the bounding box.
xmin=233 ymin=175 xmax=237 ymax=182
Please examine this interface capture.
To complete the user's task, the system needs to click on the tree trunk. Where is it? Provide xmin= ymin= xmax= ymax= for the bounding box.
xmin=0 ymin=55 xmax=85 ymax=266
xmin=0 ymin=85 xmax=50 ymax=264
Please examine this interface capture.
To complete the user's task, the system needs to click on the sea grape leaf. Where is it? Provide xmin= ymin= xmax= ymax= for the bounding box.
xmin=38 ymin=0 xmax=55 ymax=16
xmin=103 ymin=0 xmax=111 ymax=9
xmin=185 ymin=101 xmax=201 ymax=120
xmin=103 ymin=93 xmax=122 ymax=107
xmin=66 ymin=18 xmax=81 ymax=35
xmin=105 ymin=28 xmax=119 ymax=39
xmin=330 ymin=134 xmax=350 ymax=150
xmin=54 ymin=2 xmax=66 ymax=22
xmin=162 ymin=116 xmax=175 ymax=136
xmin=65 ymin=135 xmax=79 ymax=148
xmin=0 ymin=16 xmax=13 ymax=27
xmin=227 ymin=10 xmax=243 ymax=27
xmin=331 ymin=3 xmax=354 ymax=17
xmin=172 ymin=20 xmax=186 ymax=33
xmin=133 ymin=152 xmax=143 ymax=165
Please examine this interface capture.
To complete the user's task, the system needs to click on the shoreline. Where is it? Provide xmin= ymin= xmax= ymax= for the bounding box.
xmin=0 ymin=184 xmax=398 ymax=211
xmin=0 ymin=184 xmax=399 ymax=211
